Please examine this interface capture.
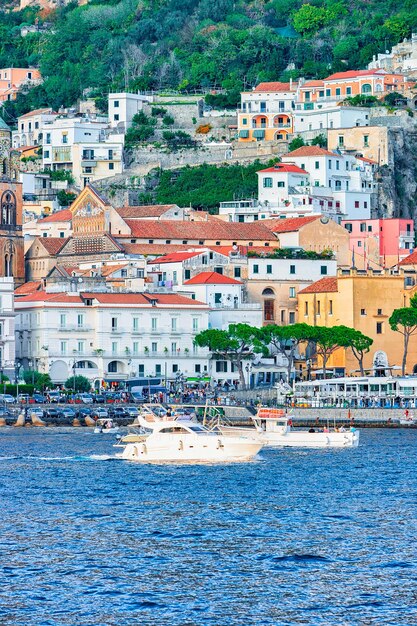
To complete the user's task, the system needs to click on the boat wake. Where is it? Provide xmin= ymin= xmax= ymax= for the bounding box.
xmin=0 ymin=454 xmax=116 ymax=462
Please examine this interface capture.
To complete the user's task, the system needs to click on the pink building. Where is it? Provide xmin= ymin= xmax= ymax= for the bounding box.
xmin=341 ymin=218 xmax=414 ymax=268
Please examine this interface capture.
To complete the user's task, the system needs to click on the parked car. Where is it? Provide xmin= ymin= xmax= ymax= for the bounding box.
xmin=32 ymin=393 xmax=46 ymax=404
xmin=47 ymin=391 xmax=62 ymax=403
xmin=44 ymin=407 xmax=60 ymax=418
xmin=130 ymin=392 xmax=144 ymax=404
xmin=0 ymin=394 xmax=16 ymax=404
xmin=76 ymin=406 xmax=92 ymax=419
xmin=58 ymin=407 xmax=76 ymax=419
xmin=92 ymin=407 xmax=109 ymax=419
xmin=79 ymin=393 xmax=94 ymax=404
xmin=108 ymin=406 xmax=128 ymax=418
xmin=30 ymin=407 xmax=45 ymax=419
xmin=125 ymin=406 xmax=139 ymax=418
xmin=93 ymin=394 xmax=106 ymax=404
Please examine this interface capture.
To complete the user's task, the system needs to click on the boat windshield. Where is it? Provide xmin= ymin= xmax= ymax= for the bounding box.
xmin=187 ymin=425 xmax=209 ymax=434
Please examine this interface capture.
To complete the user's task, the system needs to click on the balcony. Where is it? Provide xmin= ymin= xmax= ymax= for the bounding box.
xmin=400 ymin=231 xmax=414 ymax=239
xmin=58 ymin=325 xmax=91 ymax=332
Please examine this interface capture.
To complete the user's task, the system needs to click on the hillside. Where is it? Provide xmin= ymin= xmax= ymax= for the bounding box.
xmin=1 ymin=0 xmax=417 ymax=121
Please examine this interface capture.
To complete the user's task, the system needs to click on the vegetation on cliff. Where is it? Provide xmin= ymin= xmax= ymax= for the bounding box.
xmin=1 ymin=0 xmax=417 ymax=122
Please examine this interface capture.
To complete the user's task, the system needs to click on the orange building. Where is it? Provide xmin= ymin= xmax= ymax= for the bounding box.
xmin=238 ymin=82 xmax=295 ymax=142
xmin=0 ymin=68 xmax=41 ymax=103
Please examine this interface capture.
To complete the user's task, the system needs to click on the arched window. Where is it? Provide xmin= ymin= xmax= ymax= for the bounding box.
xmin=262 ymin=288 xmax=275 ymax=295
xmin=1 ymin=190 xmax=16 ymax=226
xmin=361 ymin=83 xmax=372 ymax=94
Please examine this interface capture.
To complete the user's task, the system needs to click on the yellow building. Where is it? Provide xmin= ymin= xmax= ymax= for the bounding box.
xmin=327 ymin=126 xmax=390 ymax=165
xmin=297 ymin=268 xmax=417 ymax=376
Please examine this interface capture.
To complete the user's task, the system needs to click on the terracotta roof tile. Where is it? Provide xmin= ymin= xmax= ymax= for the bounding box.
xmin=19 ymin=108 xmax=55 ymax=118
xmin=119 ymin=243 xmax=205 ymax=256
xmin=81 ymin=292 xmax=207 ymax=306
xmin=14 ymin=281 xmax=42 ymax=296
xmin=38 ymin=209 xmax=72 ymax=223
xmin=298 ymin=277 xmax=338 ymax=294
xmin=283 ymin=146 xmax=335 ymax=158
xmin=184 ymin=271 xmax=242 ymax=285
xmin=260 ymin=216 xmax=319 ymax=233
xmin=38 ymin=237 xmax=70 ymax=255
xmin=116 ymin=205 xmax=178 ymax=219
xmin=399 ymin=251 xmax=417 ymax=266
xmin=257 ymin=163 xmax=308 ymax=174
xmin=123 ymin=220 xmax=277 ymax=241
xmin=325 ymin=69 xmax=386 ymax=81
xmin=253 ymin=82 xmax=294 ymax=92
xmin=149 ymin=251 xmax=202 ymax=264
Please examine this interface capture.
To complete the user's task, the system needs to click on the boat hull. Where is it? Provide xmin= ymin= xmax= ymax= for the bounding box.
xmin=119 ymin=435 xmax=262 ymax=462
xmin=94 ymin=426 xmax=120 ymax=434
xmin=220 ymin=425 xmax=360 ymax=448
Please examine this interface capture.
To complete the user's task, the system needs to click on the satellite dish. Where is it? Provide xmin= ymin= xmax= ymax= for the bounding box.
xmin=320 ymin=215 xmax=329 ymax=224
xmin=78 ymin=277 xmax=83 ymax=283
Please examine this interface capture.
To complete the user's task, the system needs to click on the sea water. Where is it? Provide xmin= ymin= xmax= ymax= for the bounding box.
xmin=0 ymin=428 xmax=416 ymax=625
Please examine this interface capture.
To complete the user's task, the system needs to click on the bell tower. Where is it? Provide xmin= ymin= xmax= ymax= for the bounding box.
xmin=0 ymin=118 xmax=24 ymax=285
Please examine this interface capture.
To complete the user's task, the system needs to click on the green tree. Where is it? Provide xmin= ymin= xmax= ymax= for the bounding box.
xmin=344 ymin=328 xmax=373 ymax=376
xmin=194 ymin=324 xmax=262 ymax=389
xmin=257 ymin=323 xmax=313 ymax=382
xmin=293 ymin=4 xmax=329 ymax=36
xmin=389 ymin=297 xmax=417 ymax=375
xmin=311 ymin=134 xmax=327 ymax=148
xmin=65 ymin=375 xmax=91 ymax=393
xmin=288 ymin=136 xmax=305 ymax=152
xmin=22 ymin=370 xmax=52 ymax=390
xmin=383 ymin=91 xmax=407 ymax=107
xmin=307 ymin=326 xmax=349 ymax=379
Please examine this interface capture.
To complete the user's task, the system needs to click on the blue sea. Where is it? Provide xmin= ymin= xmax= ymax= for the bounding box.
xmin=0 ymin=428 xmax=416 ymax=626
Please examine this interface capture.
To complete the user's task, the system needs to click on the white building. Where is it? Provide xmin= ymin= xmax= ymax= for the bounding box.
xmin=292 ymin=105 xmax=370 ymax=134
xmin=108 ymin=93 xmax=153 ymax=131
xmin=13 ymin=108 xmax=57 ymax=149
xmin=41 ymin=116 xmax=124 ymax=187
xmin=281 ymin=146 xmax=375 ymax=220
xmin=15 ymin=291 xmax=210 ymax=386
xmin=247 ymin=256 xmax=337 ymax=283
xmin=0 ymin=278 xmax=16 ymax=380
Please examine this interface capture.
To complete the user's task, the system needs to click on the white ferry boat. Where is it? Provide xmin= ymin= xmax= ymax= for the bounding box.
xmin=115 ymin=405 xmax=262 ymax=462
xmin=220 ymin=408 xmax=359 ymax=448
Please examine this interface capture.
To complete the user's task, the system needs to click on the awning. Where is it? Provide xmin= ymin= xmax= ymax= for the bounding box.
xmin=239 ymin=130 xmax=249 ymax=138
xmin=187 ymin=376 xmax=211 ymax=382
xmin=253 ymin=129 xmax=265 ymax=139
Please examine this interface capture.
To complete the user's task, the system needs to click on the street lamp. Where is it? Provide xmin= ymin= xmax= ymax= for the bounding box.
xmin=72 ymin=360 xmax=76 ymax=396
xmin=245 ymin=364 xmax=252 ymax=390
xmin=28 ymin=360 xmax=34 ymax=386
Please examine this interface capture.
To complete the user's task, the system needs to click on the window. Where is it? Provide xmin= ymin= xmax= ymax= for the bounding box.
xmin=361 ymin=308 xmax=366 ymax=316
xmin=109 ymin=163 xmax=114 ymax=170
xmin=138 ymin=364 xmax=144 ymax=376
xmin=214 ymin=293 xmax=222 ymax=305
xmin=326 ymin=89 xmax=331 ymax=97
xmin=172 ymin=364 xmax=179 ymax=373
xmin=114 ymin=100 xmax=119 ymax=108
xmin=242 ymin=118 xmax=247 ymax=125
xmin=133 ymin=342 xmax=139 ymax=354
xmin=263 ymin=177 xmax=273 ymax=188
xmin=77 ymin=314 xmax=84 ymax=328
xmin=234 ymin=267 xmax=241 ymax=278
xmin=151 ymin=317 xmax=157 ymax=331
xmin=355 ymin=201 xmax=360 ymax=208
xmin=377 ymin=308 xmax=383 ymax=315
xmin=320 ymin=265 xmax=328 ymax=275
xmin=44 ymin=150 xmax=49 ymax=159
xmin=304 ymin=302 xmax=308 ymax=316
xmin=329 ymin=300 xmax=333 ymax=315
xmin=77 ymin=340 xmax=85 ymax=354
xmin=346 ymin=87 xmax=352 ymax=95
xmin=360 ymin=222 xmax=366 ymax=232
xmin=112 ymin=341 xmax=118 ymax=354
xmin=336 ymin=88 xmax=341 ymax=96
xmin=62 ymin=134 xmax=68 ymax=144
xmin=46 ymin=133 xmax=51 ymax=144
xmin=328 ymin=160 xmax=332 ymax=170
xmin=111 ymin=317 xmax=118 ymax=330
xmin=266 ymin=264 xmax=272 ymax=274
xmin=264 ymin=300 xmax=274 ymax=321
xmin=59 ymin=313 xmax=66 ymax=328
xmin=317 ymin=300 xmax=321 ymax=315
xmin=216 ymin=361 xmax=228 ymax=373
xmin=344 ymin=223 xmax=352 ymax=233
xmin=358 ymin=241 xmax=362 ymax=247
xmin=319 ymin=90 xmax=324 ymax=98
xmin=289 ymin=287 xmax=296 ymax=298
xmin=338 ymin=135 xmax=344 ymax=148
xmin=280 ymin=310 xmax=285 ymax=323
xmin=195 ymin=364 xmax=201 ymax=373
xmin=114 ymin=114 xmax=119 ymax=121
xmin=363 ymin=135 xmax=369 ymax=147
xmin=376 ymin=322 xmax=383 ymax=334
xmin=315 ymin=161 xmax=320 ymax=169
xmin=290 ymin=264 xmax=296 ymax=275
xmin=253 ymin=264 xmax=259 ymax=274
xmin=171 ymin=318 xmax=177 ymax=331
xmin=171 ymin=342 xmax=177 ymax=353
xmin=60 ymin=341 xmax=67 ymax=356
xmin=151 ymin=342 xmax=158 ymax=353
xmin=133 ymin=317 xmax=139 ymax=331
xmin=192 ymin=318 xmax=199 ymax=332
xmin=184 ymin=269 xmax=191 ymax=280
xmin=155 ymin=364 xmax=161 ymax=375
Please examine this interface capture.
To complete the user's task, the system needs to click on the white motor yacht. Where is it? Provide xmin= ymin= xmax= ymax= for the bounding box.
xmin=115 ymin=405 xmax=262 ymax=462
xmin=94 ymin=418 xmax=120 ymax=434
xmin=220 ymin=407 xmax=360 ymax=448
